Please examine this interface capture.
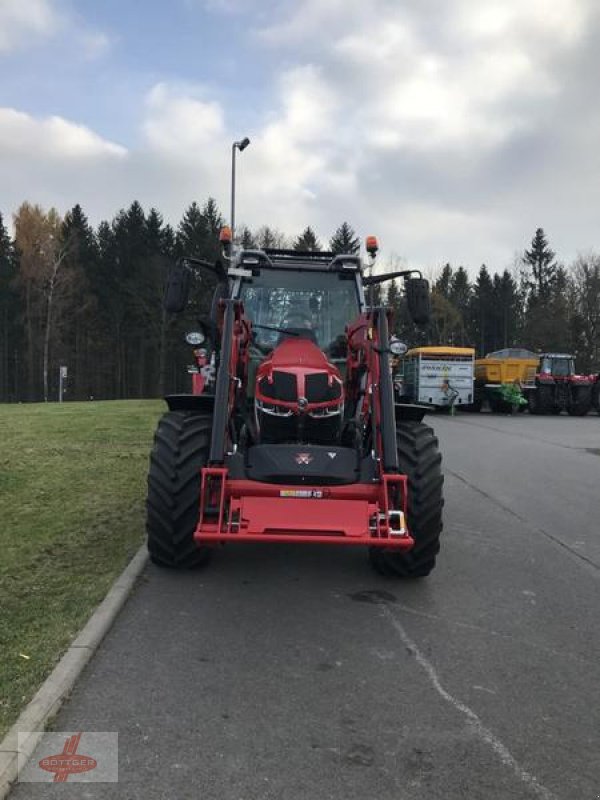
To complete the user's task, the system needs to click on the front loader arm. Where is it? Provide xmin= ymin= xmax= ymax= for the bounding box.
xmin=209 ymin=299 xmax=250 ymax=465
xmin=346 ymin=308 xmax=398 ymax=473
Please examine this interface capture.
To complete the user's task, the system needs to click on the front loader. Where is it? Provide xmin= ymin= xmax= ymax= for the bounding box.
xmin=146 ymin=235 xmax=444 ymax=577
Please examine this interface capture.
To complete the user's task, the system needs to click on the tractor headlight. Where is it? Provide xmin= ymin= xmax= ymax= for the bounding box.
xmin=185 ymin=331 xmax=206 ymax=346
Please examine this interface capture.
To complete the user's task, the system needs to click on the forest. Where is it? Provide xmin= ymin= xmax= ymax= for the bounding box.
xmin=0 ymin=198 xmax=599 ymax=403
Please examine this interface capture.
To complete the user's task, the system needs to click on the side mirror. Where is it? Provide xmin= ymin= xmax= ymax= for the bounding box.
xmin=406 ymin=277 xmax=430 ymax=326
xmin=164 ymin=262 xmax=191 ymax=313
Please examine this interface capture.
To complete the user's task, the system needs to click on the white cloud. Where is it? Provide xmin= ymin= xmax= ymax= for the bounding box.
xmin=257 ymin=0 xmax=586 ymax=154
xmin=0 ymin=108 xmax=126 ymax=160
xmin=0 ymin=0 xmax=61 ymax=53
xmin=2 ymin=0 xmax=599 ymax=273
xmin=457 ymin=0 xmax=586 ymax=43
xmin=142 ymin=83 xmax=226 ymax=155
xmin=0 ymin=0 xmax=112 ymax=60
xmin=0 ymin=107 xmax=130 ymax=227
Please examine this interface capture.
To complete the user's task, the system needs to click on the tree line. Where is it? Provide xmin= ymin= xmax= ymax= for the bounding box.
xmin=0 ymin=198 xmax=598 ymax=403
xmin=389 ymin=228 xmax=600 ymax=374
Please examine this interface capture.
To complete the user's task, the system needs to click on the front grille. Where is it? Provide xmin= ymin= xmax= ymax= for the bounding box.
xmin=305 ymin=372 xmax=342 ymax=403
xmin=258 ymin=371 xmax=297 ymax=401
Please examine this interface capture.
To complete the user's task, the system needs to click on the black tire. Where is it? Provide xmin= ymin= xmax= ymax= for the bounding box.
xmin=369 ymin=422 xmax=444 ymax=578
xmin=568 ymin=388 xmax=591 ymax=417
xmin=464 ymin=389 xmax=483 ymax=413
xmin=488 ymin=395 xmax=512 ymax=414
xmin=146 ymin=411 xmax=214 ymax=569
xmin=528 ymin=387 xmax=552 ymax=415
xmin=592 ymin=381 xmax=600 ymax=413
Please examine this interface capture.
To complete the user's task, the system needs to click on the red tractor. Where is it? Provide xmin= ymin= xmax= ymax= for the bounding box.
xmin=525 ymin=353 xmax=593 ymax=416
xmin=146 ymin=238 xmax=443 ymax=578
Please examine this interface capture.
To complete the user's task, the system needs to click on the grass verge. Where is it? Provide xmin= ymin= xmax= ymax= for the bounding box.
xmin=0 ymin=399 xmax=163 ymax=738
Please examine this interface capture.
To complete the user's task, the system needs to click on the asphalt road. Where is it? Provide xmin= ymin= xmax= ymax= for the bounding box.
xmin=12 ymin=413 xmax=600 ymax=799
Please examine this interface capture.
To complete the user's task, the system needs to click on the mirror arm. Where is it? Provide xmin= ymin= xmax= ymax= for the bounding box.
xmin=181 ymin=256 xmax=228 ymax=283
xmin=362 ymin=269 xmax=422 ymax=286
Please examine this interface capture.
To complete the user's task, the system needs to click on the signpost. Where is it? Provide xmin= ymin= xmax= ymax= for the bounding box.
xmin=59 ymin=366 xmax=67 ymax=403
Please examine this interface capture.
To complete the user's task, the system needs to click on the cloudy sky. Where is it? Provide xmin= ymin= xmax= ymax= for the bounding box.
xmin=1 ymin=0 xmax=599 ymax=274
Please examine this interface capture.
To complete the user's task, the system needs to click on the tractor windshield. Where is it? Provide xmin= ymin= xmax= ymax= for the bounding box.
xmin=540 ymin=357 xmax=574 ymax=377
xmin=239 ymin=270 xmax=360 ymax=356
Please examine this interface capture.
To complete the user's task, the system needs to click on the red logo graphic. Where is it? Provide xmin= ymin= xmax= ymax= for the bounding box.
xmin=295 ymin=452 xmax=313 ymax=465
xmin=38 ymin=733 xmax=97 ymax=783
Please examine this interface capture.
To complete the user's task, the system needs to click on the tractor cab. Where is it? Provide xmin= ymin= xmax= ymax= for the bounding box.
xmin=538 ymin=353 xmax=575 ymax=379
xmin=234 ymin=250 xmax=362 ymax=351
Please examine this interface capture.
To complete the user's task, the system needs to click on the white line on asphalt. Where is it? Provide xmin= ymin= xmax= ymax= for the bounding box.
xmin=382 ymin=605 xmax=558 ymax=800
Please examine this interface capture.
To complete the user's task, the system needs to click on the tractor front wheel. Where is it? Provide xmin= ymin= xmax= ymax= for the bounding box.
xmin=369 ymin=422 xmax=444 ymax=578
xmin=146 ymin=411 xmax=214 ymax=569
xmin=528 ymin=387 xmax=552 ymax=415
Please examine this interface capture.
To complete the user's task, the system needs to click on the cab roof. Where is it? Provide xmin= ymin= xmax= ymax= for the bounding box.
xmin=406 ymin=346 xmax=475 ymax=357
xmin=231 ymin=248 xmax=363 ymax=274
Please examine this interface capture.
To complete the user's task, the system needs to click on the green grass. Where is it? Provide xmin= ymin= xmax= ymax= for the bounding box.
xmin=0 ymin=399 xmax=163 ymax=738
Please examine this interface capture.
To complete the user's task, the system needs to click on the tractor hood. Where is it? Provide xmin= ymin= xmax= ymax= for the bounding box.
xmin=254 ymin=337 xmax=344 ymax=444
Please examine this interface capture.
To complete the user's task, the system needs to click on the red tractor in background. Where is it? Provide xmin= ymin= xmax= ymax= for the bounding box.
xmin=146 ymin=237 xmax=444 ymax=578
xmin=525 ymin=353 xmax=593 ymax=416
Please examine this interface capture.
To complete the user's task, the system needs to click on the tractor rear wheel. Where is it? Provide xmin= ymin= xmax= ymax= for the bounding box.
xmin=568 ymin=388 xmax=591 ymax=416
xmin=593 ymin=381 xmax=600 ymax=413
xmin=146 ymin=411 xmax=214 ymax=569
xmin=369 ymin=422 xmax=444 ymax=578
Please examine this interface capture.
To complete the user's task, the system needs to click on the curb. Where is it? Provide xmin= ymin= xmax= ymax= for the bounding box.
xmin=0 ymin=545 xmax=148 ymax=798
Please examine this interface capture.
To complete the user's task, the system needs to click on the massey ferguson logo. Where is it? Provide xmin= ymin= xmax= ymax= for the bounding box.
xmin=295 ymin=452 xmax=313 ymax=465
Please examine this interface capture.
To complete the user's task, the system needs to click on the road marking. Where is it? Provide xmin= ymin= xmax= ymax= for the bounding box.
xmin=382 ymin=605 xmax=558 ymax=800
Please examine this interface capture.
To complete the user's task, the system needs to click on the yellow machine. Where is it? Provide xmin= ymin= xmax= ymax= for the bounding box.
xmin=475 ymin=354 xmax=538 ymax=386
xmin=473 ymin=348 xmax=538 ymax=412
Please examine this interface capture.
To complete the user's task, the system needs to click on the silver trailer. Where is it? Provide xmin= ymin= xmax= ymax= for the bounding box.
xmin=398 ymin=347 xmax=475 ymax=410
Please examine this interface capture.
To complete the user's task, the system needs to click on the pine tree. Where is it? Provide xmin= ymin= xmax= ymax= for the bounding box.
xmin=329 ymin=222 xmax=359 ymax=254
xmin=239 ymin=226 xmax=257 ymax=249
xmin=434 ymin=263 xmax=453 ymax=299
xmin=60 ymin=205 xmax=98 ymax=399
xmin=522 ymin=229 xmax=565 ymax=351
xmin=294 ymin=227 xmax=321 ymax=252
xmin=201 ymin=197 xmax=225 ymax=262
xmin=469 ymin=265 xmax=495 ymax=355
xmin=449 ymin=267 xmax=471 ymax=346
xmin=386 ymin=279 xmax=402 ymax=335
xmin=145 ymin=209 xmax=176 ymax=396
xmin=0 ymin=213 xmax=17 ymax=401
xmin=492 ymin=269 xmax=520 ymax=349
xmin=257 ymin=226 xmax=276 ymax=249
xmin=523 ymin=228 xmax=557 ymax=301
xmin=176 ymin=202 xmax=207 ymax=259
